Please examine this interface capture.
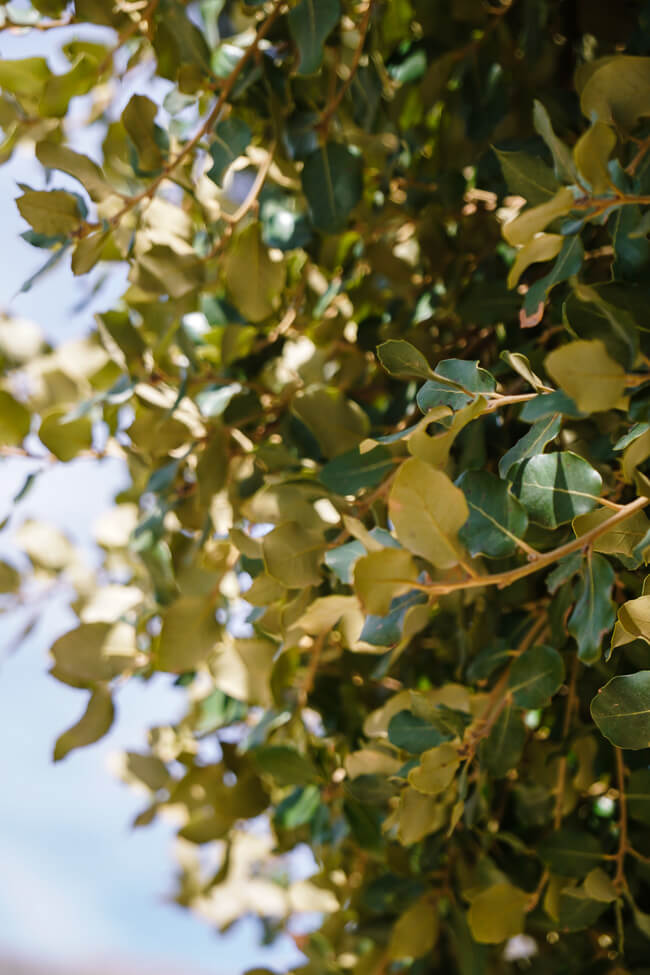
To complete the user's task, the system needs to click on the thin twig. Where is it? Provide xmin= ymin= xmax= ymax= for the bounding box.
xmin=318 ymin=0 xmax=375 ymax=133
xmin=222 ymin=142 xmax=276 ymax=224
xmin=614 ymin=747 xmax=628 ymax=889
xmin=553 ymin=652 xmax=579 ymax=829
xmin=83 ymin=0 xmax=287 ymax=237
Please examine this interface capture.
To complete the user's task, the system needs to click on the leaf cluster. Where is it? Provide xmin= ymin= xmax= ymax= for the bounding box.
xmin=6 ymin=0 xmax=650 ymax=972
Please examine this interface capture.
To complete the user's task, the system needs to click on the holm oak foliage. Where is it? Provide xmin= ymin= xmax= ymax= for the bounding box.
xmin=7 ymin=0 xmax=650 ymax=970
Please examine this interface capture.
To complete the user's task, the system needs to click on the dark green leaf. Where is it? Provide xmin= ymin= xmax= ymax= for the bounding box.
xmin=288 ymin=0 xmax=341 ymax=75
xmin=320 ymin=445 xmax=394 ymax=496
xmin=301 ymin=143 xmax=363 ymax=232
xmin=457 ymin=470 xmax=528 ymax=559
xmin=591 ymin=671 xmax=650 ymax=749
xmin=538 ymin=829 xmax=603 ymax=877
xmin=510 ymin=451 xmax=602 ymax=529
xmin=508 ymin=644 xmax=564 ymax=708
xmin=207 ymin=117 xmax=251 ymax=185
xmin=568 ymin=554 xmax=615 ymax=664
xmin=498 ymin=414 xmax=561 ymax=479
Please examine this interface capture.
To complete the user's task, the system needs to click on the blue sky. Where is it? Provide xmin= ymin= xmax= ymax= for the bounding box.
xmin=0 ymin=21 xmax=304 ymax=975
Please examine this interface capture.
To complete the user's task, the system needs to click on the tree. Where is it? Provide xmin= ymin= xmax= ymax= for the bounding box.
xmin=5 ymin=0 xmax=650 ymax=968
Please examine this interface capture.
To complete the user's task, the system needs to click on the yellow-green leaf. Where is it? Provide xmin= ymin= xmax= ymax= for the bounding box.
xmin=573 ymin=122 xmax=616 ymax=194
xmin=263 ymin=521 xmax=324 ymax=587
xmin=408 ymin=743 xmax=460 ymax=795
xmin=507 ymin=233 xmax=563 ymax=289
xmin=353 ymin=549 xmax=418 ymax=616
xmin=467 ymin=883 xmax=529 ymax=944
xmin=0 ymin=389 xmax=30 ymax=445
xmin=16 ymin=189 xmax=82 ymax=236
xmin=53 ymin=687 xmax=114 ymax=762
xmin=224 ymin=224 xmax=286 ymax=323
xmin=389 ymin=457 xmax=468 ymax=569
xmin=156 ymin=596 xmax=221 ymax=672
xmin=545 ymin=340 xmax=626 ymax=413
xmin=388 ymin=897 xmax=439 ymax=960
xmin=502 ymin=187 xmax=575 ymax=247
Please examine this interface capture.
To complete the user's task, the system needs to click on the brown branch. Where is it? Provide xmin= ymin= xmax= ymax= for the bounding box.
xmin=97 ymin=0 xmax=160 ymax=75
xmin=418 ymin=495 xmax=650 ymax=598
xmin=298 ymin=632 xmax=326 ymax=709
xmin=87 ymin=0 xmax=286 ymax=235
xmin=221 ymin=142 xmax=276 ymax=224
xmin=318 ymin=0 xmax=375 ymax=133
xmin=553 ymin=652 xmax=579 ymax=829
xmin=614 ymin=747 xmax=628 ymax=889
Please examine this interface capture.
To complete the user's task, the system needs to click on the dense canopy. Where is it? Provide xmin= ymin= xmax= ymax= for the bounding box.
xmin=5 ymin=0 xmax=650 ymax=971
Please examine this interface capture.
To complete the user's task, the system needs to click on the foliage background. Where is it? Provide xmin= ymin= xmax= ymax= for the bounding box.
xmin=5 ymin=0 xmax=650 ymax=972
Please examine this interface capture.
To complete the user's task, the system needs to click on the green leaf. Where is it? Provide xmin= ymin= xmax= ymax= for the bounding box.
xmin=545 ymin=340 xmax=627 ymax=414
xmin=591 ymin=671 xmax=650 ymax=748
xmin=533 ymin=100 xmax=578 ymax=184
xmin=467 ymin=884 xmax=529 ymax=945
xmin=207 ymin=117 xmax=251 ymax=185
xmin=71 ymin=231 xmax=109 ymax=276
xmin=224 ymin=224 xmax=286 ymax=323
xmin=498 ymin=414 xmax=561 ymax=479
xmin=479 ymin=700 xmax=525 ymax=777
xmin=388 ymin=710 xmax=449 ymax=753
xmin=301 ymin=143 xmax=363 ymax=232
xmin=626 ymin=768 xmax=650 ymax=825
xmin=50 ymin=622 xmax=136 ymax=683
xmin=122 ymin=94 xmax=165 ymax=172
xmin=568 ymin=554 xmax=615 ymax=664
xmin=353 ymin=549 xmax=418 ymax=616
xmin=520 ymin=391 xmax=582 ymax=422
xmin=16 ymin=189 xmax=82 ymax=236
xmin=293 ymin=384 xmax=369 ymax=457
xmin=408 ymin=743 xmax=459 ymax=795
xmin=388 ymin=897 xmax=439 ymax=960
xmin=617 ymin=595 xmax=650 ymax=643
xmin=53 ymin=687 xmax=114 ymax=762
xmin=0 ymin=57 xmax=50 ymax=99
xmin=416 ymin=359 xmax=496 ymax=412
xmin=508 ymin=644 xmax=564 ymax=708
xmin=156 ymin=596 xmax=221 ymax=672
xmin=507 ymin=233 xmax=563 ymax=289
xmin=252 ymin=745 xmax=321 ymax=786
xmin=523 ymin=235 xmax=584 ymax=317
xmin=0 ymin=390 xmax=30 ymax=446
xmin=611 ymin=204 xmax=650 ymax=279
xmin=494 ymin=147 xmax=559 ymax=205
xmin=263 ymin=521 xmax=324 ymax=587
xmin=288 ymin=0 xmax=341 ymax=75
xmin=36 ymin=142 xmax=112 ymax=202
xmin=38 ymin=408 xmax=93 ymax=461
xmin=578 ymin=55 xmax=650 ymax=130
xmin=457 ymin=470 xmax=528 ymax=559
xmin=360 ymin=589 xmax=427 ymax=648
xmin=557 ymin=887 xmax=608 ymax=931
xmin=510 ymin=451 xmax=602 ymax=529
xmin=0 ymin=559 xmax=20 ymax=593
xmin=538 ymin=829 xmax=603 ymax=876
xmin=325 ymin=530 xmax=397 ymax=584
xmin=376 ymin=339 xmax=434 ymax=380
xmin=573 ymin=507 xmax=650 ymax=559
xmin=389 ymin=457 xmax=468 ymax=569
xmin=320 ymin=445 xmax=393 ymax=496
